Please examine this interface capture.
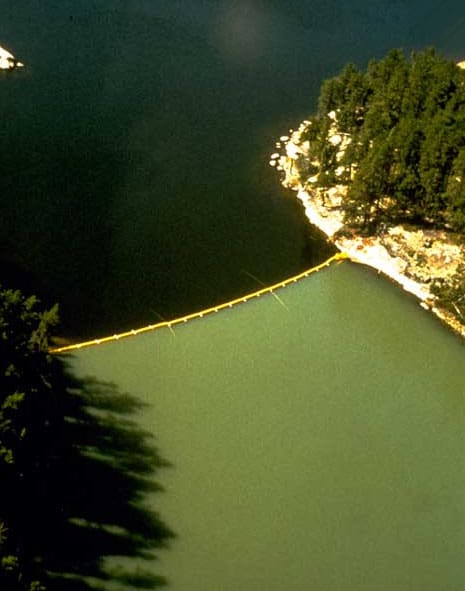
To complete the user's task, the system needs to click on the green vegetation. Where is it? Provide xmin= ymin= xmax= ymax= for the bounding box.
xmin=431 ymin=262 xmax=465 ymax=322
xmin=301 ymin=48 xmax=465 ymax=234
xmin=0 ymin=287 xmax=172 ymax=590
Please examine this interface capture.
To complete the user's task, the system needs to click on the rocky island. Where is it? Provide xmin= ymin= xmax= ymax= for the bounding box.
xmin=0 ymin=44 xmax=24 ymax=70
xmin=272 ymin=48 xmax=465 ymax=338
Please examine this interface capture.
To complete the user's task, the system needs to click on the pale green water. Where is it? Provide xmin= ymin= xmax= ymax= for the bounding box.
xmin=72 ymin=262 xmax=465 ymax=591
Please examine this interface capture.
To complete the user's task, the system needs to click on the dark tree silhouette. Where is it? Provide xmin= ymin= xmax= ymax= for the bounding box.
xmin=0 ymin=287 xmax=174 ymax=590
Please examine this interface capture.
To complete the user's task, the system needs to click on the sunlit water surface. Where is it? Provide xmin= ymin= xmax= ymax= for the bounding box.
xmin=73 ymin=262 xmax=465 ymax=591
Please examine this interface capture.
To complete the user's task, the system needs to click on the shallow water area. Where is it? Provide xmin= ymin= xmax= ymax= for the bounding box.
xmin=73 ymin=262 xmax=465 ymax=591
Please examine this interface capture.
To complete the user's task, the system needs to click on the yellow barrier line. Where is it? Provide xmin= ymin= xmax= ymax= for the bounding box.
xmin=50 ymin=252 xmax=350 ymax=354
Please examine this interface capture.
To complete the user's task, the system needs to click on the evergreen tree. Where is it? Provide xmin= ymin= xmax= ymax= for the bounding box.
xmin=344 ymin=139 xmax=393 ymax=230
xmin=419 ymin=109 xmax=457 ymax=218
xmin=0 ymin=288 xmax=172 ymax=590
xmin=446 ymin=147 xmax=465 ymax=231
xmin=0 ymin=288 xmax=59 ymax=590
xmin=310 ymin=47 xmax=465 ymax=233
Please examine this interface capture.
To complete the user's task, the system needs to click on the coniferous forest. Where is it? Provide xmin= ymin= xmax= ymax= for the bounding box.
xmin=300 ymin=48 xmax=465 ymax=234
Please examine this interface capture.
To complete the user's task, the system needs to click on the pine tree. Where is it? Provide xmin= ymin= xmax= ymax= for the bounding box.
xmin=0 ymin=288 xmax=58 ymax=590
xmin=308 ymin=47 xmax=465 ymax=237
xmin=446 ymin=147 xmax=465 ymax=231
xmin=0 ymin=288 xmax=172 ymax=590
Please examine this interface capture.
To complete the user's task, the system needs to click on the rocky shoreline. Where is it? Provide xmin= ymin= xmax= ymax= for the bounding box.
xmin=271 ymin=123 xmax=465 ymax=339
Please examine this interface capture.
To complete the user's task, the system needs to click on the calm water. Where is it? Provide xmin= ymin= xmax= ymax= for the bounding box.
xmin=4 ymin=2 xmax=465 ymax=589
xmin=73 ymin=261 xmax=465 ymax=590
xmin=2 ymin=1 xmax=464 ymax=337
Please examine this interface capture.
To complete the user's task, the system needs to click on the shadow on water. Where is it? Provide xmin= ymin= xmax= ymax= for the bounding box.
xmin=301 ymin=223 xmax=337 ymax=268
xmin=2 ymin=358 xmax=174 ymax=590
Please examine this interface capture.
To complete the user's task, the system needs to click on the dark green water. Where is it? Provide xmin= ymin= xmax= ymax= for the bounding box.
xmin=2 ymin=1 xmax=464 ymax=337
xmin=73 ymin=261 xmax=465 ymax=590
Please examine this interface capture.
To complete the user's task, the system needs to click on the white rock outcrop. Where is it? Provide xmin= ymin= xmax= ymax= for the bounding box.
xmin=271 ymin=113 xmax=465 ymax=338
xmin=0 ymin=45 xmax=24 ymax=70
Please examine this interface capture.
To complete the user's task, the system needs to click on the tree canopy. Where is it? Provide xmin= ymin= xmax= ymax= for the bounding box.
xmin=302 ymin=48 xmax=465 ymax=233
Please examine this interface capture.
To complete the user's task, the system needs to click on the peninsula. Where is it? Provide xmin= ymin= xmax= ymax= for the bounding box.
xmin=272 ymin=48 xmax=465 ymax=338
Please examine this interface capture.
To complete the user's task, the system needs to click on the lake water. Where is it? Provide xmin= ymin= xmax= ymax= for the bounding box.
xmin=2 ymin=0 xmax=464 ymax=338
xmin=73 ymin=261 xmax=465 ymax=590
xmin=3 ymin=1 xmax=465 ymax=589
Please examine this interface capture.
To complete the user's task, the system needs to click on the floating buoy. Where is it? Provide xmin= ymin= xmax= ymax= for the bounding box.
xmin=49 ymin=253 xmax=346 ymax=353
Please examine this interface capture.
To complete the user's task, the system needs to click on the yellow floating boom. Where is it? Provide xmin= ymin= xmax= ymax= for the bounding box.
xmin=50 ymin=252 xmax=350 ymax=354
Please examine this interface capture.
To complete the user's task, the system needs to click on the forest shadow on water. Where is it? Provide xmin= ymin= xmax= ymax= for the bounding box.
xmin=2 ymin=359 xmax=174 ymax=591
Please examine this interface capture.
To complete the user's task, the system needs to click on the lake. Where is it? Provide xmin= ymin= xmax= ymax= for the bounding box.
xmin=73 ymin=261 xmax=465 ymax=590
xmin=3 ymin=1 xmax=465 ymax=589
xmin=2 ymin=0 xmax=464 ymax=338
